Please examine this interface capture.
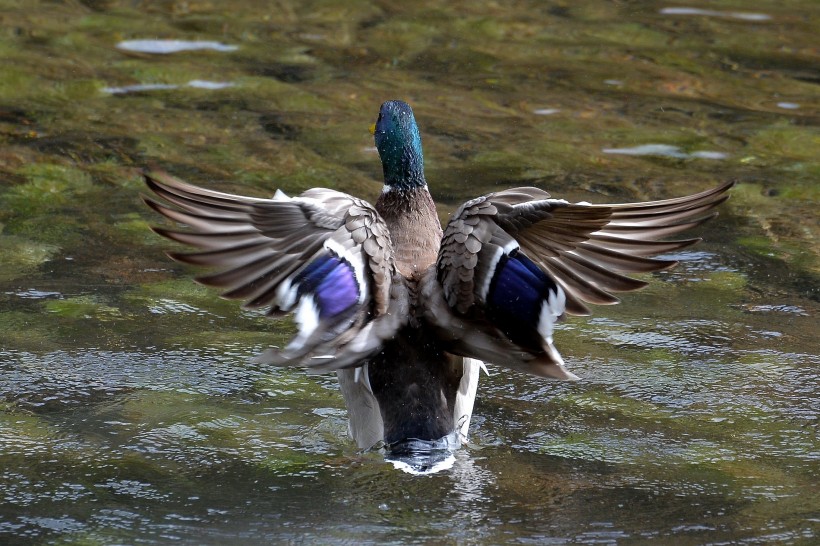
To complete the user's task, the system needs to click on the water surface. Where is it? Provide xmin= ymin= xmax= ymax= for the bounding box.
xmin=1 ymin=0 xmax=818 ymax=544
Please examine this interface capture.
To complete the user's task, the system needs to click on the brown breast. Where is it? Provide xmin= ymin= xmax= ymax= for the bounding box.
xmin=375 ymin=186 xmax=443 ymax=280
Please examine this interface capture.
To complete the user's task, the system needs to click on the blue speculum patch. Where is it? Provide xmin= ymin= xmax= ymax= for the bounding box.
xmin=487 ymin=251 xmax=558 ymax=347
xmin=295 ymin=255 xmax=359 ymax=318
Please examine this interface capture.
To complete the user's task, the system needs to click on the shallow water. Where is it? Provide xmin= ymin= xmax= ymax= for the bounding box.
xmin=1 ymin=0 xmax=818 ymax=544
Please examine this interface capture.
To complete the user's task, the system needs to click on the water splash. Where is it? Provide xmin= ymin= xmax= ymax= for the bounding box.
xmin=384 ymin=433 xmax=461 ymax=475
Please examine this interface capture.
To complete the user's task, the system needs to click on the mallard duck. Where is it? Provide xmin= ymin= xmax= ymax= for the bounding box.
xmin=144 ymin=100 xmax=733 ymax=456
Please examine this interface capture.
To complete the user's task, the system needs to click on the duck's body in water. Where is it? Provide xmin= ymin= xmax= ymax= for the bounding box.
xmin=367 ymin=147 xmax=458 ymax=448
xmin=144 ymin=100 xmax=733 ymax=460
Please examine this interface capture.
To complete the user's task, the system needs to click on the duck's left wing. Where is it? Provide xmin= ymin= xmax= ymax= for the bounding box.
xmin=143 ymin=170 xmax=408 ymax=371
xmin=423 ymin=181 xmax=733 ymax=379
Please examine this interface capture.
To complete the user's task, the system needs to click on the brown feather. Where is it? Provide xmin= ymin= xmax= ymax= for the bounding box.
xmin=144 ymin=169 xmax=406 ymax=371
xmin=430 ymin=180 xmax=734 ymax=374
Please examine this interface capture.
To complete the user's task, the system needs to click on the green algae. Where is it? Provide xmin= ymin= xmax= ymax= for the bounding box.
xmin=163 ymin=328 xmax=285 ymax=349
xmin=4 ymin=163 xmax=96 ymax=213
xmin=535 ymin=388 xmax=814 ymax=483
xmin=0 ymin=408 xmax=67 ymax=455
xmin=116 ymin=387 xmax=342 ymax=462
xmin=534 ymin=431 xmax=637 ymax=464
xmin=0 ymin=234 xmax=58 ymax=282
xmin=0 ymin=66 xmax=38 ymax=102
xmin=0 ymin=163 xmax=102 ymax=248
xmin=238 ymin=77 xmax=334 ymax=112
xmin=45 ymin=296 xmax=124 ymax=321
xmin=730 ymin=182 xmax=819 ymax=273
xmin=125 ymin=278 xmax=253 ymax=318
xmin=122 ymin=276 xmax=293 ymax=349
xmin=583 ymin=22 xmax=672 ymax=49
xmin=114 ymin=61 xmax=220 ymax=87
xmin=111 ymin=212 xmax=164 ymax=246
xmin=699 ymin=270 xmax=748 ymax=293
xmin=0 ymin=310 xmax=60 ymax=351
xmin=254 ymin=368 xmax=340 ymax=404
xmin=747 ymin=121 xmax=820 ymax=164
xmin=366 ymin=20 xmax=441 ymax=65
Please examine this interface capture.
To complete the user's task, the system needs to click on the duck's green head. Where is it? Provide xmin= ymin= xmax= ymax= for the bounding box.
xmin=373 ymin=100 xmax=426 ymax=190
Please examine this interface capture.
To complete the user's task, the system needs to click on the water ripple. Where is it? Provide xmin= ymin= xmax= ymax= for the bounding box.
xmin=102 ymin=81 xmax=235 ymax=95
xmin=660 ymin=7 xmax=771 ymax=21
xmin=602 ymin=144 xmax=728 ymax=160
xmin=0 ymin=347 xmax=265 ymax=408
xmin=116 ymin=40 xmax=239 ymax=54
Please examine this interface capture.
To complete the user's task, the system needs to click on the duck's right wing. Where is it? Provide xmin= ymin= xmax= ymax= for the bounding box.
xmin=143 ymin=170 xmax=409 ymax=371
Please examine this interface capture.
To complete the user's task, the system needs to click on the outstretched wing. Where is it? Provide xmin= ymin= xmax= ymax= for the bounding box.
xmin=424 ymin=181 xmax=734 ymax=379
xmin=143 ymin=170 xmax=408 ymax=371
